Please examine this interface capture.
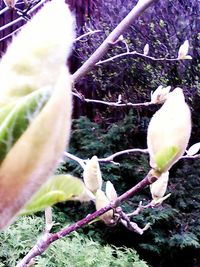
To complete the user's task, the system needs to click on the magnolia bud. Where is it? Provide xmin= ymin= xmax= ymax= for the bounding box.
xmin=186 ymin=142 xmax=200 ymax=156
xmin=83 ymin=156 xmax=102 ymax=193
xmin=151 ymin=85 xmax=171 ymax=104
xmin=147 ymin=88 xmax=191 ymax=173
xmin=177 ymin=40 xmax=192 ymax=60
xmin=95 ymin=189 xmax=113 ymax=225
xmin=105 ymin=181 xmax=118 ymax=202
xmin=143 ymin=43 xmax=149 ymax=56
xmin=150 ymin=171 xmax=169 ymax=201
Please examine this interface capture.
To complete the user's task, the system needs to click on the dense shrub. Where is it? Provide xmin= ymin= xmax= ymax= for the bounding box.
xmin=0 ymin=215 xmax=148 ymax=267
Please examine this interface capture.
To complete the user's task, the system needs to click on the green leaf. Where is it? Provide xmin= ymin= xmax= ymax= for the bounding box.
xmin=20 ymin=175 xmax=85 ymax=215
xmin=0 ymin=87 xmax=51 ymax=162
xmin=155 ymin=146 xmax=179 ymax=172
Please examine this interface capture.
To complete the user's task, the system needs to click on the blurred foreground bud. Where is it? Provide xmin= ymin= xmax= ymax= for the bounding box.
xmin=177 ymin=40 xmax=192 ymax=60
xmin=95 ymin=189 xmax=114 ymax=225
xmin=0 ymin=0 xmax=74 ymax=229
xmin=106 ymin=181 xmax=118 ymax=202
xmin=0 ymin=0 xmax=74 ymax=106
xmin=150 ymin=171 xmax=170 ymax=204
xmin=147 ymin=88 xmax=191 ymax=173
xmin=151 ymin=85 xmax=171 ymax=104
xmin=83 ymin=156 xmax=103 ymax=194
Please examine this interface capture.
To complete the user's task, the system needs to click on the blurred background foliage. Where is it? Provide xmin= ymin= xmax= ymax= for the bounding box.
xmin=0 ymin=0 xmax=200 ymax=266
xmin=0 ymin=215 xmax=148 ymax=267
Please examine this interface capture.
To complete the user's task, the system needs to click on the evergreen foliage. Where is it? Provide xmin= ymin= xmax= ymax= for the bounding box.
xmin=0 ymin=215 xmax=148 ymax=267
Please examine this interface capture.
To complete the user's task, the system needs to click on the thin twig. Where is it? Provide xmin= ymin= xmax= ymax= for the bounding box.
xmin=63 ymin=151 xmax=86 ymax=169
xmin=98 ymin=148 xmax=149 ymax=162
xmin=127 ymin=201 xmax=153 ymax=217
xmin=75 ymin=30 xmax=102 ymax=42
xmin=96 ymin=51 xmax=179 ymax=66
xmin=72 ymin=91 xmax=153 ymax=107
xmin=181 ymin=154 xmax=200 ymax=159
xmin=64 ymin=148 xmax=149 ymax=169
xmin=0 ymin=27 xmax=22 ymax=42
xmin=0 ymin=17 xmax=22 ymax=32
xmin=0 ymin=0 xmax=46 ymax=34
xmin=0 ymin=6 xmax=9 ymax=16
xmin=119 ymin=208 xmax=148 ymax=234
xmin=84 ymin=97 xmax=152 ymax=107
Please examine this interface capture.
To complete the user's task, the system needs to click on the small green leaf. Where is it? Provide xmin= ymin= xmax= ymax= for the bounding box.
xmin=20 ymin=175 xmax=85 ymax=215
xmin=0 ymin=87 xmax=51 ymax=162
xmin=155 ymin=146 xmax=179 ymax=172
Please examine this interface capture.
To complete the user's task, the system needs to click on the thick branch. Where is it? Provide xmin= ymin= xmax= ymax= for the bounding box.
xmin=72 ymin=0 xmax=158 ymax=83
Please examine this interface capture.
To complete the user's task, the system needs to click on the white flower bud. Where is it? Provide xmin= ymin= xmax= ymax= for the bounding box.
xmin=151 ymin=85 xmax=171 ymax=104
xmin=95 ymin=189 xmax=113 ymax=225
xmin=186 ymin=142 xmax=200 ymax=156
xmin=147 ymin=88 xmax=191 ymax=173
xmin=106 ymin=181 xmax=118 ymax=201
xmin=143 ymin=43 xmax=149 ymax=56
xmin=177 ymin=40 xmax=192 ymax=60
xmin=83 ymin=156 xmax=103 ymax=193
xmin=150 ymin=171 xmax=169 ymax=201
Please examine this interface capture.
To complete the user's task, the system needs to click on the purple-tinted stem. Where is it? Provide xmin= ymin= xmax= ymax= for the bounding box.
xmin=16 ymin=172 xmax=154 ymax=267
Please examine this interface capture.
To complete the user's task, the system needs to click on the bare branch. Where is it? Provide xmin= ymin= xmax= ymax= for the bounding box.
xmin=72 ymin=91 xmax=153 ymax=107
xmin=119 ymin=208 xmax=150 ymax=234
xmin=72 ymin=0 xmax=159 ymax=83
xmin=96 ymin=51 xmax=179 ymax=66
xmin=181 ymin=154 xmax=200 ymax=159
xmin=127 ymin=201 xmax=153 ymax=217
xmin=0 ymin=0 xmax=46 ymax=34
xmin=64 ymin=148 xmax=149 ymax=169
xmin=98 ymin=148 xmax=149 ymax=163
xmin=63 ymin=151 xmax=86 ymax=169
xmin=0 ymin=17 xmax=22 ymax=32
xmin=83 ymin=97 xmax=152 ymax=107
xmin=0 ymin=27 xmax=22 ymax=42
xmin=0 ymin=6 xmax=9 ymax=15
xmin=75 ymin=30 xmax=102 ymax=42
